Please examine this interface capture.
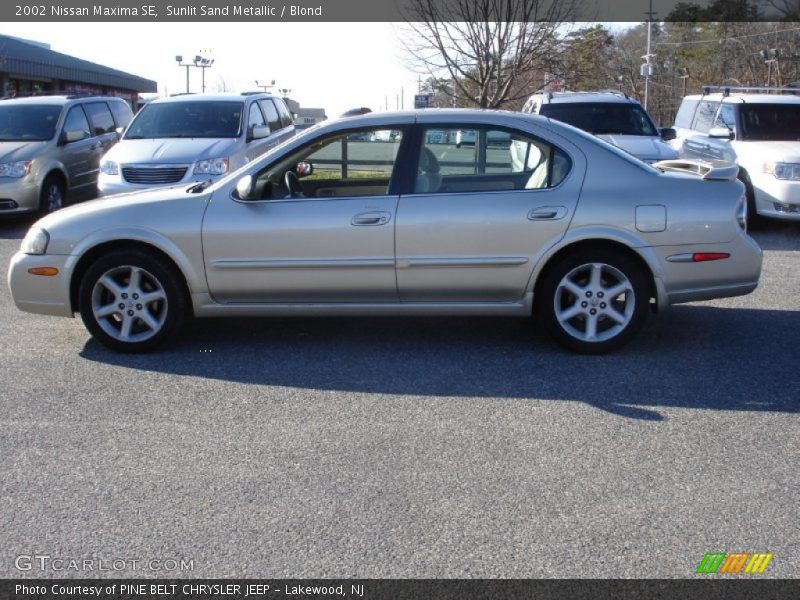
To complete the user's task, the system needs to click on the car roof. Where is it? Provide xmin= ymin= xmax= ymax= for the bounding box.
xmin=683 ymin=93 xmax=800 ymax=104
xmin=318 ymin=108 xmax=558 ymax=132
xmin=534 ymin=91 xmax=639 ymax=105
xmin=0 ymin=95 xmax=122 ymax=106
xmin=150 ymin=93 xmax=276 ymax=104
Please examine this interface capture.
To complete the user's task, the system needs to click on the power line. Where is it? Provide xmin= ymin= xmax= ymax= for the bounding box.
xmin=655 ymin=25 xmax=800 ymax=47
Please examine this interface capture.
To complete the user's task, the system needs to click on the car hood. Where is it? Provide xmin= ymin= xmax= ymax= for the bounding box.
xmin=0 ymin=140 xmax=50 ymax=162
xmin=104 ymin=137 xmax=239 ymax=164
xmin=736 ymin=140 xmax=800 ymax=163
xmin=596 ymin=134 xmax=679 ymax=161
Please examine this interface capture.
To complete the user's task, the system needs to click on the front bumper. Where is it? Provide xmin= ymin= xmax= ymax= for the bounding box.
xmin=653 ymin=231 xmax=762 ymax=306
xmin=751 ymin=174 xmax=800 ymax=220
xmin=8 ymin=251 xmax=75 ymax=317
xmin=0 ymin=177 xmax=41 ymax=214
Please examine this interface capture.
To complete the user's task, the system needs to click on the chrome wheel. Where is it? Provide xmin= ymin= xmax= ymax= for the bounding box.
xmin=44 ymin=182 xmax=63 ymax=213
xmin=91 ymin=265 xmax=168 ymax=343
xmin=554 ymin=262 xmax=635 ymax=343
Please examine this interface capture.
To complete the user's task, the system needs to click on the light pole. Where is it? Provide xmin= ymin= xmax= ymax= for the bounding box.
xmin=642 ymin=0 xmax=657 ymax=110
xmin=175 ymin=54 xmax=214 ymax=93
xmin=255 ymin=79 xmax=275 ymax=93
xmin=175 ymin=55 xmax=191 ymax=93
xmin=195 ymin=56 xmax=214 ymax=93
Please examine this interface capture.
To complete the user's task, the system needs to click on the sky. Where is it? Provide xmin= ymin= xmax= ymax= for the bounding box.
xmin=0 ymin=22 xmax=424 ymax=116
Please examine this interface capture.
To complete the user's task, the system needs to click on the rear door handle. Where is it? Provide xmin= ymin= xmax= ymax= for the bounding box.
xmin=528 ymin=206 xmax=567 ymax=220
xmin=352 ymin=211 xmax=391 ymax=226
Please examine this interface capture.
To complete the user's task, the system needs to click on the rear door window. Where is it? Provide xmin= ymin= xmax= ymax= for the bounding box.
xmin=108 ymin=101 xmax=133 ymax=128
xmin=274 ymin=99 xmax=294 ymax=128
xmin=84 ymin=102 xmax=116 ymax=135
xmin=259 ymin=99 xmax=281 ymax=132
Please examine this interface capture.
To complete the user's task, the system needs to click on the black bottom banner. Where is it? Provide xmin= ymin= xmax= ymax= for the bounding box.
xmin=1 ymin=579 xmax=799 ymax=600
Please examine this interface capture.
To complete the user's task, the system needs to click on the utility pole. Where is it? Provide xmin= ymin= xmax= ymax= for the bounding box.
xmin=642 ymin=0 xmax=657 ymax=110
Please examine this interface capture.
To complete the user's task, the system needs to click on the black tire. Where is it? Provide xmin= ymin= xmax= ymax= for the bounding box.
xmin=78 ymin=249 xmax=188 ymax=353
xmin=537 ymin=248 xmax=650 ymax=354
xmin=39 ymin=174 xmax=65 ymax=214
xmin=738 ymin=170 xmax=760 ymax=230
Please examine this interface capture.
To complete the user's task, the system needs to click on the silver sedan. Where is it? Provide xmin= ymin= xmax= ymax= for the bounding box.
xmin=7 ymin=109 xmax=762 ymax=354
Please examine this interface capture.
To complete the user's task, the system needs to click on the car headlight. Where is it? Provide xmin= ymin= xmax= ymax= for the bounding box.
xmin=194 ymin=157 xmax=229 ymax=175
xmin=763 ymin=161 xmax=800 ymax=180
xmin=21 ymin=227 xmax=49 ymax=255
xmin=0 ymin=160 xmax=32 ymax=178
xmin=100 ymin=160 xmax=119 ymax=175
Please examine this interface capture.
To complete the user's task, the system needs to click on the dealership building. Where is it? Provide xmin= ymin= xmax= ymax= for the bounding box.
xmin=0 ymin=34 xmax=156 ymax=105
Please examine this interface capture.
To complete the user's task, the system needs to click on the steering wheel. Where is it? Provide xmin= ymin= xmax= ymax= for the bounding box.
xmin=284 ymin=170 xmax=305 ymax=198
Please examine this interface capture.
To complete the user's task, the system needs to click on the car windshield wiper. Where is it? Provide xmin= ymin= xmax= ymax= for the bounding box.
xmin=187 ymin=180 xmax=213 ymax=193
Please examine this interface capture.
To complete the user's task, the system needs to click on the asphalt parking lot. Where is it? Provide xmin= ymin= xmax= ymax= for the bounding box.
xmin=0 ymin=215 xmax=798 ymax=578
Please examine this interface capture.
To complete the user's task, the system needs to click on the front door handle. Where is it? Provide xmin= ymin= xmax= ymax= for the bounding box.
xmin=352 ymin=211 xmax=391 ymax=226
xmin=528 ymin=206 xmax=567 ymax=220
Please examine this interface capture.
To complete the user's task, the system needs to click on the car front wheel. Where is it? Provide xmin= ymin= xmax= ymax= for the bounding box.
xmin=538 ymin=249 xmax=649 ymax=354
xmin=78 ymin=250 xmax=187 ymax=352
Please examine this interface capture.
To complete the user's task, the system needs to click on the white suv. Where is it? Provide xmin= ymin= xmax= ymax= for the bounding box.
xmin=521 ymin=90 xmax=679 ymax=163
xmin=670 ymin=86 xmax=800 ymax=221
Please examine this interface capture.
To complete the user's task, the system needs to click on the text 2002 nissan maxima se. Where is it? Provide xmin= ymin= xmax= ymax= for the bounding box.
xmin=8 ymin=110 xmax=762 ymax=354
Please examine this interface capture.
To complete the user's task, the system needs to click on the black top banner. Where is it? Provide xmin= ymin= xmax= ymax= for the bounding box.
xmin=2 ymin=0 xmax=799 ymax=22
xmin=2 ymin=579 xmax=800 ymax=600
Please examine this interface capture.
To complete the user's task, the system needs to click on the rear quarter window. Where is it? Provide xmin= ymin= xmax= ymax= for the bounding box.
xmin=674 ymin=99 xmax=699 ymax=129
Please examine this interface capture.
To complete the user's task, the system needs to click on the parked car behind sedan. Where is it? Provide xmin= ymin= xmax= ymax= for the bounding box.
xmin=522 ymin=90 xmax=679 ymax=163
xmin=98 ymin=92 xmax=295 ymax=196
xmin=0 ymin=95 xmax=132 ymax=215
xmin=9 ymin=109 xmax=761 ymax=354
xmin=670 ymin=86 xmax=800 ymax=221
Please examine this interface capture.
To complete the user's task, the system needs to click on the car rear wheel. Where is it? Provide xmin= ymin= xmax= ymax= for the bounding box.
xmin=78 ymin=250 xmax=187 ymax=353
xmin=39 ymin=176 xmax=65 ymax=214
xmin=538 ymin=249 xmax=649 ymax=354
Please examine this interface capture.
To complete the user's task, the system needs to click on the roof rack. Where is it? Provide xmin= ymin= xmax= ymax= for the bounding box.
xmin=597 ymin=89 xmax=630 ymax=99
xmin=169 ymin=92 xmax=196 ymax=97
xmin=702 ymin=85 xmax=800 ymax=96
xmin=241 ymin=91 xmax=268 ymax=96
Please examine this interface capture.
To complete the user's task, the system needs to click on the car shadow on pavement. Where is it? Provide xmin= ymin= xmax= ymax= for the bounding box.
xmin=79 ymin=304 xmax=800 ymax=421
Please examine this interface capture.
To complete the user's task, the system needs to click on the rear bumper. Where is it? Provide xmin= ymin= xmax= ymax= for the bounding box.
xmin=653 ymin=231 xmax=762 ymax=306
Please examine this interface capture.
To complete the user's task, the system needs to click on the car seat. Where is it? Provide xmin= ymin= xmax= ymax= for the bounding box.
xmin=414 ymin=146 xmax=442 ymax=194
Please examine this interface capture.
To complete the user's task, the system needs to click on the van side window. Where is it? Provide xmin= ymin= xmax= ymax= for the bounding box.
xmin=674 ymin=99 xmax=699 ymax=129
xmin=84 ymin=102 xmax=116 ymax=135
xmin=259 ymin=99 xmax=281 ymax=131
xmin=274 ymin=99 xmax=294 ymax=128
xmin=63 ymin=105 xmax=91 ymax=137
xmin=108 ymin=101 xmax=133 ymax=128
xmin=692 ymin=101 xmax=718 ymax=133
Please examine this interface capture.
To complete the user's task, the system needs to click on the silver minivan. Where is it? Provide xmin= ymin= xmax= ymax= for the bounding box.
xmin=98 ymin=92 xmax=296 ymax=195
xmin=0 ymin=95 xmax=133 ymax=214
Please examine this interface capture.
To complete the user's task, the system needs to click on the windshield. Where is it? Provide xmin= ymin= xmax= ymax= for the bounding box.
xmin=739 ymin=104 xmax=800 ymax=141
xmin=125 ymin=101 xmax=244 ymax=139
xmin=541 ymin=102 xmax=658 ymax=136
xmin=0 ymin=105 xmax=62 ymax=141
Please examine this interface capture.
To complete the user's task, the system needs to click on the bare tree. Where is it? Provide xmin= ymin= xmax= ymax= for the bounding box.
xmin=400 ymin=0 xmax=576 ymax=109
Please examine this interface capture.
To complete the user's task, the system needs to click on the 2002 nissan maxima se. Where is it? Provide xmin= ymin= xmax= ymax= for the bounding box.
xmin=8 ymin=109 xmax=762 ymax=354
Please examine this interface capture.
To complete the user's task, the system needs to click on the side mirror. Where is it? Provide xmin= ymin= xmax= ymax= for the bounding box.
xmin=296 ymin=161 xmax=313 ymax=178
xmin=660 ymin=127 xmax=677 ymax=142
xmin=235 ymin=174 xmax=254 ymax=200
xmin=115 ymin=126 xmax=126 ymax=137
xmin=250 ymin=125 xmax=269 ymax=141
xmin=62 ymin=129 xmax=87 ymax=144
xmin=708 ymin=127 xmax=734 ymax=140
